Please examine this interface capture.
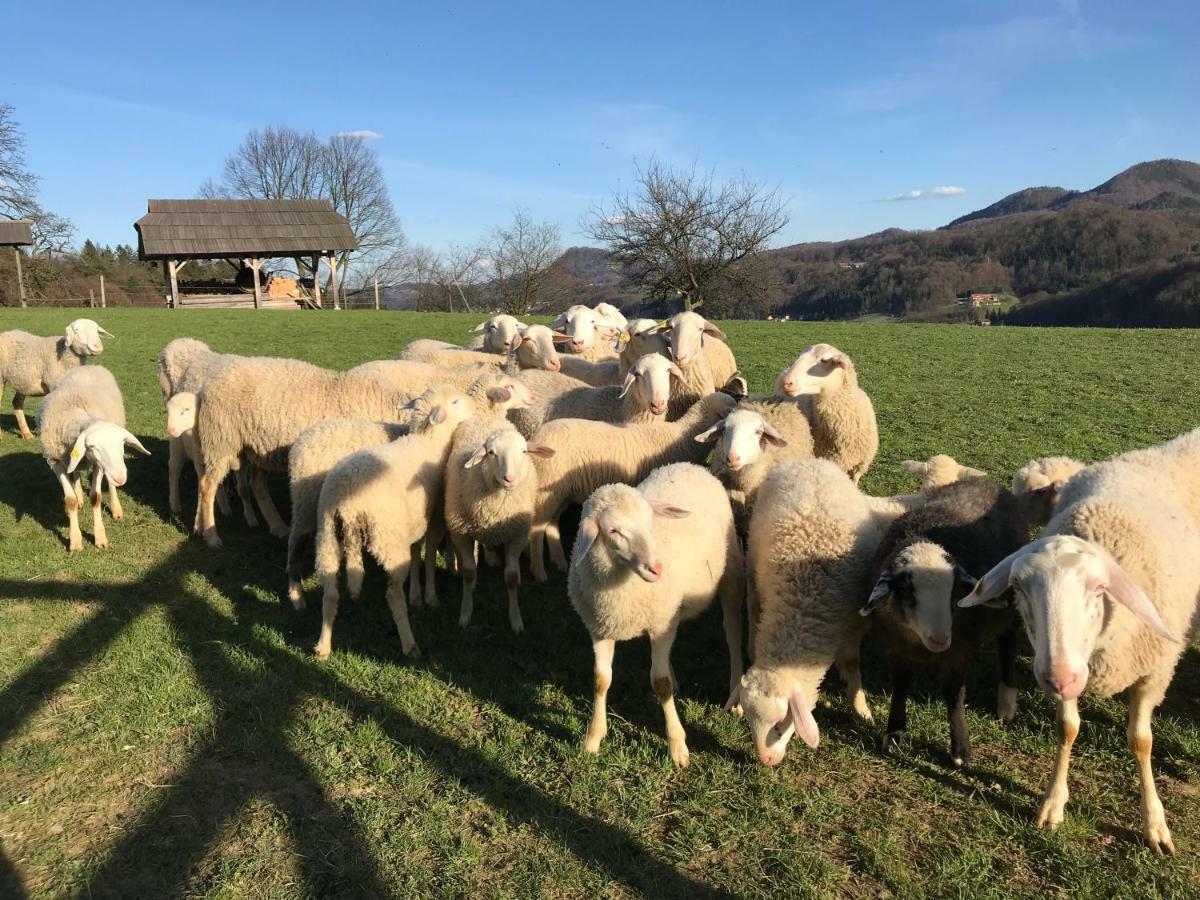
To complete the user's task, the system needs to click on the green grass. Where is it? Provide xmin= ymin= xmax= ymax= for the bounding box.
xmin=2 ymin=309 xmax=1200 ymax=898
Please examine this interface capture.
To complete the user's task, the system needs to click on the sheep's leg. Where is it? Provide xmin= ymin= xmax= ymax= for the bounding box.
xmin=547 ymin=515 xmax=568 ymax=573
xmin=51 ymin=464 xmax=84 ymax=553
xmin=215 ymin=481 xmax=232 ymax=517
xmin=423 ymin=519 xmax=444 ymax=609
xmin=106 ymin=478 xmax=123 ymax=520
xmin=314 ymin=572 xmax=340 ymax=660
xmin=530 ymin=524 xmax=549 ymax=583
xmin=835 ymin=636 xmax=873 ymax=723
xmin=1035 ymin=698 xmax=1080 ymax=831
xmin=745 ymin=572 xmax=759 ymax=663
xmin=90 ymin=466 xmax=109 ymax=550
xmin=343 ymin=522 xmax=366 ymax=602
xmin=74 ymin=480 xmax=84 ymax=505
xmin=452 ymin=532 xmax=477 ymax=629
xmin=408 ymin=541 xmax=424 ymax=608
xmin=650 ymin=626 xmax=689 ymax=768
xmin=197 ymin=464 xmax=230 ymax=548
xmin=583 ymin=638 xmax=616 ymax=755
xmin=384 ymin=564 xmax=420 ymax=658
xmin=286 ymin=528 xmax=313 ymax=611
xmin=717 ymin=553 xmax=745 ymax=705
xmin=942 ymin=665 xmax=971 ymax=768
xmin=168 ymin=437 xmax=185 ymax=516
xmin=996 ymin=623 xmax=1019 ymax=723
xmin=235 ymin=467 xmax=258 ymax=527
xmin=12 ymin=392 xmax=33 ymax=440
xmin=504 ymin=538 xmax=526 ymax=634
xmin=1128 ymin=680 xmax=1174 ymax=853
xmin=881 ymin=656 xmax=909 ymax=753
xmin=250 ymin=467 xmax=289 ymax=538
xmin=484 ymin=546 xmax=500 ymax=568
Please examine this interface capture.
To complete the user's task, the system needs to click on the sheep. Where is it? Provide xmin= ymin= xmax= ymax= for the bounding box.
xmin=552 ymin=305 xmax=620 ymax=362
xmin=569 ymin=462 xmax=745 ymax=767
xmin=527 ymin=391 xmax=737 ymax=582
xmin=901 ymin=454 xmax=987 ymax=490
xmin=556 ymin=318 xmax=667 ymax=386
xmin=192 ymin=357 xmax=417 ymax=549
xmin=37 ymin=366 xmax=149 ymax=552
xmin=1011 ymin=455 xmax=1086 ymax=528
xmin=444 ymin=422 xmax=554 ymax=633
xmin=859 ymin=478 xmax=1028 ymax=768
xmin=660 ymin=311 xmax=739 ymax=397
xmin=961 ymin=428 xmax=1200 ymax=852
xmin=776 ymin=343 xmax=879 ymax=484
xmin=399 ymin=324 xmax=567 ymax=372
xmin=593 ymin=302 xmax=628 ymax=333
xmin=734 ymin=459 xmax=886 ymax=765
xmin=313 ymin=385 xmax=475 ymax=660
xmin=0 ymin=318 xmax=112 ymax=440
xmin=508 ymin=353 xmax=685 ymax=438
xmin=465 ymin=314 xmax=525 ymax=353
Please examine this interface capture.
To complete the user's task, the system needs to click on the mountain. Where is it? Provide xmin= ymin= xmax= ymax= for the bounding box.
xmin=946 ymin=187 xmax=1076 ymax=227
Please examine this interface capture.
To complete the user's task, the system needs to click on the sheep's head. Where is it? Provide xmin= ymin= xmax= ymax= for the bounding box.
xmin=961 ymin=534 xmax=1178 ymax=701
xmin=475 ymin=372 xmax=537 ymax=412
xmin=165 ymin=392 xmax=197 ymax=438
xmin=407 ymin=385 xmax=474 ymax=432
xmin=1011 ymin=456 xmax=1085 ymax=527
xmin=471 ymin=314 xmax=524 ymax=353
xmin=464 ymin=428 xmax=554 ymax=490
xmin=65 ymin=319 xmax=113 ymax=357
xmin=573 ymin=484 xmax=689 ymax=583
xmin=512 ymin=324 xmax=563 ymax=372
xmin=67 ymin=421 xmax=150 ymax=486
xmin=738 ymin=667 xmax=819 ymax=765
xmin=619 ymin=353 xmax=684 ymax=417
xmin=695 ymin=408 xmax=787 ymax=472
xmin=661 ymin=311 xmax=725 ymax=368
xmin=776 ymin=343 xmax=855 ymax=397
xmin=554 ymin=305 xmax=602 ymax=353
xmin=593 ymin=302 xmax=628 ymax=333
xmin=862 ymin=540 xmax=978 ymax=653
xmin=618 ymin=319 xmax=668 ymax=359
xmin=900 ymin=454 xmax=986 ymax=490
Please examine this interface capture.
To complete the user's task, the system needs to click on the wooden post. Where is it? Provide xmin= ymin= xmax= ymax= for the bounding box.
xmin=248 ymin=258 xmax=263 ymax=310
xmin=88 ymin=289 xmax=95 ymax=309
xmin=13 ymin=247 xmax=26 ymax=308
xmin=99 ymin=274 xmax=106 ymax=308
xmin=329 ymin=255 xmax=340 ymax=310
xmin=312 ymin=255 xmax=322 ymax=308
xmin=164 ymin=259 xmax=181 ymax=309
xmin=373 ymin=279 xmax=380 ymax=310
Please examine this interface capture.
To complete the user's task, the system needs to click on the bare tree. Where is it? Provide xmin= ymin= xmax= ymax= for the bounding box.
xmin=484 ymin=210 xmax=563 ymax=315
xmin=201 ymin=127 xmax=324 ymax=202
xmin=1 ymin=104 xmax=75 ymax=257
xmin=584 ymin=160 xmax=789 ymax=314
xmin=321 ymin=133 xmax=403 ymax=288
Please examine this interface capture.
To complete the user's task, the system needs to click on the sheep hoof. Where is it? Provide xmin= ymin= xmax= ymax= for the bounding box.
xmin=880 ymin=730 xmax=903 ymax=754
xmin=669 ymin=741 xmax=690 ymax=768
xmin=425 ymin=592 xmax=440 ymax=610
xmin=458 ymin=613 xmax=472 ymax=629
xmin=1034 ymin=792 xmax=1067 ymax=830
xmin=313 ymin=644 xmax=330 ymax=661
xmin=996 ymin=685 xmax=1018 ymax=724
xmin=270 ymin=523 xmax=289 ymax=539
xmin=287 ymin=588 xmax=306 ymax=612
xmin=951 ymin=755 xmax=966 ymax=769
xmin=403 ymin=643 xmax=422 ymax=659
xmin=19 ymin=431 xmax=33 ymax=441
xmin=583 ymin=732 xmax=605 ymax=754
xmin=1144 ymin=820 xmax=1176 ymax=855
xmin=203 ymin=531 xmax=223 ymax=550
xmin=94 ymin=536 xmax=109 ymax=550
xmin=68 ymin=539 xmax=84 ymax=554
xmin=509 ymin=615 xmax=525 ymax=634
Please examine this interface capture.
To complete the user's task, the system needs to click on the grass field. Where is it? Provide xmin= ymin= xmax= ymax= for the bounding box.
xmin=2 ymin=309 xmax=1200 ymax=898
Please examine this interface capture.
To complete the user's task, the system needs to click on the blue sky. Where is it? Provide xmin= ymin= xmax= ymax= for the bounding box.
xmin=7 ymin=0 xmax=1199 ymax=252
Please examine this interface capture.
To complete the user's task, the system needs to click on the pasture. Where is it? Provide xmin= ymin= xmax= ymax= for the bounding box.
xmin=1 ymin=309 xmax=1200 ymax=898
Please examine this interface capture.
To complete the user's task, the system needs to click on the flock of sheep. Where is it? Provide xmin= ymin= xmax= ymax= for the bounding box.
xmin=1 ymin=304 xmax=1198 ymax=855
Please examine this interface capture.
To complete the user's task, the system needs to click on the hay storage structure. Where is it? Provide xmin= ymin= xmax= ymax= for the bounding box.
xmin=134 ymin=199 xmax=357 ymax=309
xmin=0 ymin=219 xmax=33 ymax=308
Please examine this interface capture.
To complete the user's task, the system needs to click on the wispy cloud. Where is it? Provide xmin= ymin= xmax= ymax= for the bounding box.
xmin=879 ymin=185 xmax=966 ymax=202
xmin=335 ymin=129 xmax=382 ymax=141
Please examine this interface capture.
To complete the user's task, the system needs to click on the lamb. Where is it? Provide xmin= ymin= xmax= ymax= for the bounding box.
xmin=776 ymin=343 xmax=879 ymax=483
xmin=37 ymin=366 xmax=149 ymax=551
xmin=527 ymin=392 xmax=737 ymax=582
xmin=901 ymin=455 xmax=987 ymax=490
xmin=313 ymin=384 xmax=475 ymax=660
xmin=859 ymin=479 xmax=1028 ymax=768
xmin=660 ymin=311 xmax=739 ymax=399
xmin=727 ymin=458 xmax=881 ymax=765
xmin=285 ymin=370 xmax=535 ymax=609
xmin=962 ymin=428 xmax=1200 ymax=852
xmin=465 ymin=314 xmax=525 ymax=353
xmin=0 ymin=318 xmax=112 ymax=439
xmin=569 ymin=463 xmax=745 ymax=767
xmin=444 ymin=422 xmax=554 ymax=633
xmin=508 ymin=352 xmax=684 ymax=438
xmin=192 ymin=357 xmax=417 ymax=548
xmin=1011 ymin=455 xmax=1086 ymax=527
xmin=399 ymin=324 xmax=566 ymax=372
xmin=552 ymin=305 xmax=620 ymax=362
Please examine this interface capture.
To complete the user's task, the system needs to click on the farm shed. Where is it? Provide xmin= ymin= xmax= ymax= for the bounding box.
xmin=134 ymin=199 xmax=357 ymax=310
xmin=0 ymin=219 xmax=33 ymax=308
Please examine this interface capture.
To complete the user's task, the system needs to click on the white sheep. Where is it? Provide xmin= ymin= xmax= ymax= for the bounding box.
xmin=776 ymin=343 xmax=879 ymax=484
xmin=962 ymin=428 xmax=1200 ymax=852
xmin=527 ymin=392 xmax=737 ymax=581
xmin=0 ymin=318 xmax=112 ymax=439
xmin=400 ymin=324 xmax=567 ymax=373
xmin=37 ymin=366 xmax=149 ymax=551
xmin=900 ymin=454 xmax=987 ymax=490
xmin=1011 ymin=455 xmax=1086 ymax=527
xmin=660 ymin=311 xmax=739 ymax=401
xmin=556 ymin=318 xmax=667 ymax=386
xmin=593 ymin=302 xmax=628 ymax=333
xmin=465 ymin=314 xmax=525 ymax=353
xmin=569 ymin=462 xmax=745 ymax=767
xmin=444 ymin=422 xmax=554 ymax=633
xmin=552 ymin=305 xmax=620 ymax=362
xmin=313 ymin=384 xmax=475 ymax=659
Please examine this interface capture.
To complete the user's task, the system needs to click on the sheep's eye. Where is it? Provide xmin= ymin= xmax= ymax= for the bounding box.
xmin=609 ymin=528 xmax=621 ymax=536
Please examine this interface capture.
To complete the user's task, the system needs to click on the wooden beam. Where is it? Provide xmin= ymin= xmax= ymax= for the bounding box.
xmin=99 ymin=274 xmax=106 ymax=308
xmin=13 ymin=247 xmax=26 ymax=309
xmin=247 ymin=258 xmax=263 ymax=310
xmin=373 ymin=279 xmax=380 ymax=310
xmin=165 ymin=259 xmax=181 ymax=309
xmin=312 ymin=255 xmax=322 ymax=308
xmin=329 ymin=254 xmax=340 ymax=310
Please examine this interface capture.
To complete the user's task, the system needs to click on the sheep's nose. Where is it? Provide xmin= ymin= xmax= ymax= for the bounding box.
xmin=926 ymin=632 xmax=951 ymax=650
xmin=503 ymin=473 xmax=517 ymax=486
xmin=651 ymin=401 xmax=666 ymax=414
xmin=548 ymin=359 xmax=560 ymax=371
xmin=781 ymin=379 xmax=796 ymax=393
xmin=1046 ymin=666 xmax=1083 ymax=699
xmin=648 ymin=561 xmax=663 ymax=578
xmin=727 ymin=453 xmax=741 ymax=467
xmin=757 ymin=748 xmax=782 ymax=767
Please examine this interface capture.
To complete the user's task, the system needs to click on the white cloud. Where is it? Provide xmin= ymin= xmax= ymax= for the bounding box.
xmin=929 ymin=185 xmax=966 ymax=196
xmin=335 ymin=130 xmax=382 ymax=141
xmin=880 ymin=185 xmax=966 ymax=202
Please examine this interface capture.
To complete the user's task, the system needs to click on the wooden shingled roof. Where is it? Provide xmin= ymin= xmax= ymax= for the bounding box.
xmin=0 ymin=219 xmax=33 ymax=247
xmin=135 ymin=199 xmax=358 ymax=260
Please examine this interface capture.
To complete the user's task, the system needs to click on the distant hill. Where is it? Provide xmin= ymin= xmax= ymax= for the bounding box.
xmin=946 ymin=187 xmax=1076 ymax=228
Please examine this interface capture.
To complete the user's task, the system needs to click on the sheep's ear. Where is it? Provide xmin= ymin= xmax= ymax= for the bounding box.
xmin=820 ymin=351 xmax=851 ymax=369
xmin=1101 ymin=551 xmax=1179 ymax=643
xmin=464 ymin=445 xmax=488 ymax=468
xmin=574 ymin=516 xmax=600 ymax=559
xmin=859 ymin=573 xmax=892 ymax=616
xmin=525 ymin=441 xmax=555 ymax=459
xmin=694 ymin=420 xmax=725 ymax=443
xmin=98 ymin=327 xmax=115 ymax=339
xmin=618 ymin=371 xmax=637 ymax=398
xmin=429 ymin=405 xmax=447 ymax=425
xmin=486 ymin=386 xmax=513 ymax=404
xmin=721 ymin=374 xmax=748 ymax=397
xmin=959 ymin=543 xmax=1037 ymax=608
xmin=650 ymin=501 xmax=690 ymax=519
xmin=702 ymin=322 xmax=727 ymax=341
xmin=954 ymin=565 xmax=978 ymax=591
xmin=962 ymin=466 xmax=987 ymax=478
xmin=788 ymin=687 xmax=820 ymax=749
xmin=399 ymin=398 xmax=418 ymax=410
xmin=123 ymin=430 xmax=151 ymax=456
xmin=900 ymin=460 xmax=929 ymax=476
xmin=66 ymin=431 xmax=89 ymax=474
xmin=668 ymin=363 xmax=688 ymax=386
xmin=470 ymin=321 xmax=488 ymax=333
xmin=64 ymin=324 xmax=76 ymax=342
xmin=761 ymin=423 xmax=787 ymax=447
xmin=551 ymin=332 xmax=573 ymax=344
xmin=655 ymin=323 xmax=672 ymax=334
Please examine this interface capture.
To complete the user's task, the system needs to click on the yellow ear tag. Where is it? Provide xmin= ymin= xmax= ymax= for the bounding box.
xmin=618 ymin=332 xmax=630 ymax=346
xmin=70 ymin=447 xmax=82 ymax=459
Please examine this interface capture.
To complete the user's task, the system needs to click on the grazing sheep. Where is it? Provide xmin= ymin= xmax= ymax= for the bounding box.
xmin=776 ymin=343 xmax=879 ymax=484
xmin=553 ymin=305 xmax=620 ymax=362
xmin=0 ymin=318 xmax=112 ymax=439
xmin=193 ymin=357 xmax=416 ymax=548
xmin=860 ymin=479 xmax=1028 ymax=767
xmin=400 ymin=324 xmax=567 ymax=372
xmin=660 ymin=311 xmax=739 ymax=397
xmin=165 ymin=392 xmax=255 ymax=525
xmin=37 ymin=366 xmax=149 ymax=551
xmin=313 ymin=385 xmax=475 ymax=659
xmin=735 ymin=459 xmax=883 ymax=765
xmin=962 ymin=428 xmax=1200 ymax=852
xmin=570 ymin=463 xmax=745 ymax=767
xmin=466 ymin=314 xmax=525 ymax=353
xmin=527 ymin=392 xmax=737 ymax=582
xmin=901 ymin=455 xmax=987 ymax=490
xmin=444 ymin=422 xmax=554 ymax=632
xmin=1011 ymin=455 xmax=1086 ymax=527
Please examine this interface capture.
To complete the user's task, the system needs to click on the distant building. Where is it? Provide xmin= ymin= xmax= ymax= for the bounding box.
xmin=957 ymin=292 xmax=1003 ymax=308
